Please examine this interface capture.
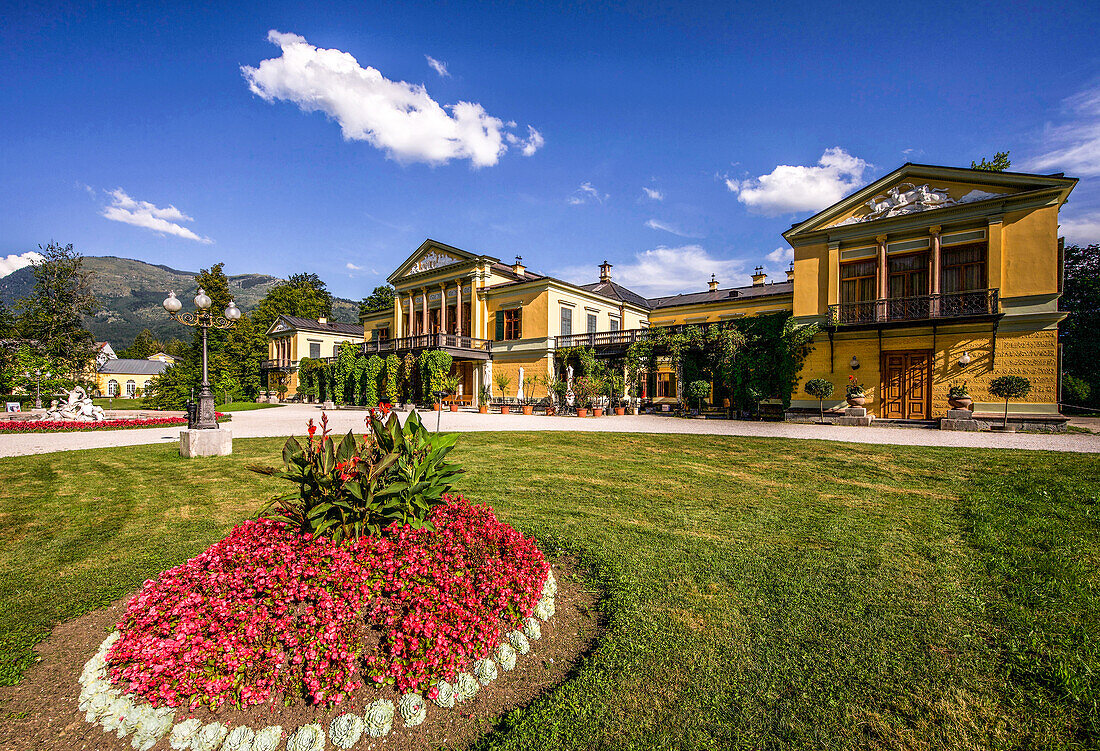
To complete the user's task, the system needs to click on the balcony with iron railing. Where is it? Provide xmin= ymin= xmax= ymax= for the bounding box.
xmin=360 ymin=332 xmax=491 ymax=359
xmin=828 ymin=288 xmax=999 ymax=327
xmin=261 ymin=359 xmax=295 ymax=371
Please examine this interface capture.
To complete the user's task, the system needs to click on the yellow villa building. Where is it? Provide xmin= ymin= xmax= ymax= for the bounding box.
xmin=266 ymin=162 xmax=1075 ymax=427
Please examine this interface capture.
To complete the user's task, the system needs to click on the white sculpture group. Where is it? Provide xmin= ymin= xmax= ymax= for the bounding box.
xmin=837 ymin=183 xmax=1001 ymax=225
xmin=40 ymin=387 xmax=106 ymax=422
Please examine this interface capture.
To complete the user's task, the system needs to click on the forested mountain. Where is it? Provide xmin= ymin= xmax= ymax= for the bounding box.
xmin=0 ymin=256 xmax=359 ymax=347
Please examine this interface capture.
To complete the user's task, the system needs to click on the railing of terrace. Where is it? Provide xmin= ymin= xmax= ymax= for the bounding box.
xmin=828 ymin=288 xmax=999 ymax=326
xmin=359 ymin=333 xmax=492 ymax=356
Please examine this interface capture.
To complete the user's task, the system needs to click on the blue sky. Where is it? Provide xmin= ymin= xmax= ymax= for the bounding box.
xmin=2 ymin=1 xmax=1099 ymax=299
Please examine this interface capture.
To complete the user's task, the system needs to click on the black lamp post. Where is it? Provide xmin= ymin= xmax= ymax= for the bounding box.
xmin=23 ymin=367 xmax=49 ymax=409
xmin=162 ymin=289 xmax=240 ymax=429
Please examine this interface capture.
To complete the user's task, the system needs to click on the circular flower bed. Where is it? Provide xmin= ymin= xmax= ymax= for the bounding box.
xmin=78 ymin=494 xmax=559 ymax=748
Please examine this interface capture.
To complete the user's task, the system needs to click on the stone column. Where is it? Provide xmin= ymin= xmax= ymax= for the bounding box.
xmin=876 ymin=234 xmax=888 ymax=321
xmin=456 ymin=280 xmax=463 ymax=337
xmin=394 ymin=293 xmax=403 ymax=338
xmin=407 ymin=293 xmax=415 ymax=337
xmin=421 ymin=287 xmax=428 ymax=336
xmin=929 ymin=225 xmax=941 ymax=295
xmin=440 ymin=281 xmax=448 ymax=335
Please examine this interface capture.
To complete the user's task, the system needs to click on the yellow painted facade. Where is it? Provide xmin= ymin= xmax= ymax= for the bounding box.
xmin=784 ymin=163 xmax=1075 ymax=418
xmin=264 ymin=164 xmax=1073 ymax=420
xmin=266 ymin=316 xmax=365 ymax=394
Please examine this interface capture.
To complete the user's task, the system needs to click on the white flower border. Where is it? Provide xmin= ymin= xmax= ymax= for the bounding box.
xmin=78 ymin=570 xmax=557 ymax=750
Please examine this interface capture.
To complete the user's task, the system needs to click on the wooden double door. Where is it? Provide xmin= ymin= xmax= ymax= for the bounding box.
xmin=881 ymin=350 xmax=931 ymax=420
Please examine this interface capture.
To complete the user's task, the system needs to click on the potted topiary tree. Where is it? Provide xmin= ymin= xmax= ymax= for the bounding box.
xmin=588 ymin=375 xmax=606 ymax=417
xmin=521 ymin=376 xmax=536 ymax=415
xmin=845 ymin=376 xmax=865 ymax=407
xmin=478 ymin=384 xmax=491 ymax=414
xmin=948 ymin=380 xmax=972 ymax=410
xmin=805 ymin=378 xmax=835 ymax=424
xmin=988 ymin=375 xmax=1031 ymax=432
xmin=572 ymin=376 xmax=594 ymax=418
xmin=443 ymin=375 xmax=461 ymax=412
xmin=494 ymin=372 xmax=512 ymax=414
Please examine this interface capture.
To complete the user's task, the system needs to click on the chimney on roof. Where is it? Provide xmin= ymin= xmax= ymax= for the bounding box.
xmin=512 ymin=255 xmax=526 ymax=276
xmin=786 ymin=262 xmax=795 ymax=282
xmin=752 ymin=266 xmax=767 ymax=286
xmin=708 ymin=273 xmax=719 ymax=292
xmin=599 ymin=260 xmax=613 ymax=283
xmin=318 ymin=317 xmax=328 ymax=324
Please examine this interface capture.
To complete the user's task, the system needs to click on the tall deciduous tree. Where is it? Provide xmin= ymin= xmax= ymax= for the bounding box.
xmin=359 ymin=285 xmax=396 ymax=316
xmin=119 ymin=328 xmax=162 ymax=359
xmin=16 ymin=242 xmax=98 ymax=382
xmin=1061 ymin=243 xmax=1100 ymax=407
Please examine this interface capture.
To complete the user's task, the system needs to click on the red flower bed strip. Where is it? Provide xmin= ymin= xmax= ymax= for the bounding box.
xmin=0 ymin=414 xmax=228 ymax=433
xmin=106 ymin=495 xmax=548 ymax=711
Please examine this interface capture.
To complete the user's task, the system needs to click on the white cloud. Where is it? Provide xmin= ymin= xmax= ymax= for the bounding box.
xmin=642 ymin=187 xmax=664 ymax=201
xmin=101 ymin=189 xmax=213 ymax=243
xmin=1025 ymin=84 xmax=1100 ymax=176
xmin=1060 ymin=211 xmax=1100 ymax=245
xmin=727 ymin=148 xmax=872 ymax=216
xmin=242 ymin=30 xmax=542 ymax=167
xmin=346 ymin=262 xmax=363 ymax=271
xmin=558 ymin=245 xmax=747 ymax=297
xmin=766 ymin=247 xmax=793 ymax=265
xmin=644 ymin=218 xmax=701 ymax=238
xmin=567 ymin=181 xmax=607 ymax=205
xmin=425 ymin=55 xmax=450 ymax=77
xmin=506 ymin=125 xmax=544 ymax=157
xmin=0 ymin=251 xmax=44 ymax=278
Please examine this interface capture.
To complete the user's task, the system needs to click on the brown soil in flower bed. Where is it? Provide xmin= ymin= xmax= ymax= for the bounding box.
xmin=0 ymin=557 xmax=600 ymax=751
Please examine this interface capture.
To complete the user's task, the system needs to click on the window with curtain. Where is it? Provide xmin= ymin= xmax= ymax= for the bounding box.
xmin=887 ymin=252 xmax=929 ymax=299
xmin=840 ymin=260 xmax=877 ymax=303
xmin=941 ymin=243 xmax=987 ymax=293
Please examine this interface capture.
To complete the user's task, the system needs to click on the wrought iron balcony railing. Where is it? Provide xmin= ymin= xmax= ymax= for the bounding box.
xmin=261 ymin=358 xmax=295 ymax=370
xmin=828 ymin=288 xmax=999 ymax=326
xmin=360 ymin=332 xmax=491 ymax=357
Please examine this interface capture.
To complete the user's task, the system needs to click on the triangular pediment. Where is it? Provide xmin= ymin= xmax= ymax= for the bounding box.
xmin=388 ymin=239 xmax=492 ymax=284
xmin=266 ymin=316 xmax=291 ymax=336
xmin=784 ymin=164 xmax=1077 ymax=240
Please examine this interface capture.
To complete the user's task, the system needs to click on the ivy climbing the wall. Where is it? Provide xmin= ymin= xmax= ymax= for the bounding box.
xmin=418 ymin=349 xmax=453 ymax=402
xmin=363 ymin=355 xmax=384 ymax=406
xmin=384 ymin=353 xmax=401 ymax=404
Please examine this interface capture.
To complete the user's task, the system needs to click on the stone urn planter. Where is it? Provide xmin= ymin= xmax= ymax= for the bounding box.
xmin=522 ymin=405 xmax=534 ymax=415
xmin=614 ymin=407 xmax=625 ymax=416
xmin=593 ymin=407 xmax=604 ymax=417
xmin=449 ymin=403 xmax=459 ymax=412
xmin=500 ymin=405 xmax=510 ymax=415
xmin=576 ymin=407 xmax=588 ymax=418
xmin=846 ymin=394 xmax=866 ymax=407
xmin=948 ymin=395 xmax=973 ymax=410
xmin=478 ymin=405 xmax=488 ymax=414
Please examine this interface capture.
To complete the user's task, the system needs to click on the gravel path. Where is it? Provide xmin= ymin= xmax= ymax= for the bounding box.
xmin=1 ymin=404 xmax=1099 ymax=457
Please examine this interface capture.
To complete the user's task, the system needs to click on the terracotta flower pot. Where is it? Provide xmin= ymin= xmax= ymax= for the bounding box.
xmin=500 ymin=405 xmax=510 ymax=415
xmin=545 ymin=406 xmax=556 ymax=416
xmin=449 ymin=404 xmax=459 ymax=412
xmin=948 ymin=396 xmax=973 ymax=410
xmin=522 ymin=405 xmax=533 ymax=415
xmin=846 ymin=395 xmax=866 ymax=407
xmin=478 ymin=406 xmax=488 ymax=414
xmin=576 ymin=407 xmax=588 ymax=418
xmin=433 ymin=403 xmax=442 ymax=411
xmin=593 ymin=407 xmax=604 ymax=417
xmin=614 ymin=407 xmax=625 ymax=416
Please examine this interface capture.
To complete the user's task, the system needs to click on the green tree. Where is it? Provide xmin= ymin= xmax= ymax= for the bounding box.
xmin=16 ymin=242 xmax=98 ymax=382
xmin=971 ymin=151 xmax=1011 ymax=171
xmin=1061 ymin=244 xmax=1099 ymax=407
xmin=359 ymin=285 xmax=396 ymax=316
xmin=804 ymin=378 xmax=834 ymax=423
xmin=118 ymin=329 xmax=162 ymax=359
xmin=988 ymin=375 xmax=1031 ymax=428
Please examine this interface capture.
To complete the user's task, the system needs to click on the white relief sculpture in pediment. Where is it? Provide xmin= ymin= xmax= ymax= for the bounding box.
xmin=406 ymin=250 xmax=461 ymax=276
xmin=835 ymin=183 xmax=1003 ymax=226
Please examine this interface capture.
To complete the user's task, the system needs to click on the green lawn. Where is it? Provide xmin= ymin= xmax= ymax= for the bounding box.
xmin=217 ymin=401 xmax=282 ymax=412
xmin=1 ymin=434 xmax=1097 ymax=750
xmin=90 ymin=399 xmax=280 ymax=412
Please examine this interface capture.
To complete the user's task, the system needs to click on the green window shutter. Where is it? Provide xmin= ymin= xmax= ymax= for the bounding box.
xmin=495 ymin=310 xmax=505 ymax=340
